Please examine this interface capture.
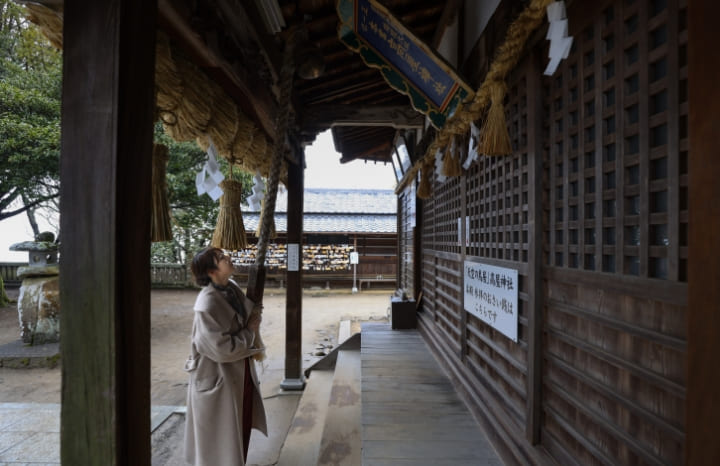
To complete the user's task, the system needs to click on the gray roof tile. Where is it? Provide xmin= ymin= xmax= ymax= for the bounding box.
xmin=245 ymin=188 xmax=396 ymax=214
xmin=244 ymin=214 xmax=396 ymax=233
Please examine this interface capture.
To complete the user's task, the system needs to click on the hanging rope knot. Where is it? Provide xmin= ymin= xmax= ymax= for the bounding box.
xmin=417 ymin=158 xmax=433 ymax=199
xmin=211 ymin=179 xmax=248 ymax=250
xmin=441 ymin=135 xmax=463 ymax=178
xmin=479 ymin=81 xmax=512 ymax=156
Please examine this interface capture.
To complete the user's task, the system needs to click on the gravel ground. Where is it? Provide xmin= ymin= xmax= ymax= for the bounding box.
xmin=0 ymin=285 xmax=390 ymax=405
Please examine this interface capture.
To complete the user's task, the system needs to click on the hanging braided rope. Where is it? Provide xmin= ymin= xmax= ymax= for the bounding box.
xmin=397 ymin=0 xmax=554 ymax=193
xmin=246 ymin=26 xmax=300 ymax=362
xmin=255 ymin=27 xmax=298 ymax=270
xmin=151 ymin=143 xmax=173 ymax=242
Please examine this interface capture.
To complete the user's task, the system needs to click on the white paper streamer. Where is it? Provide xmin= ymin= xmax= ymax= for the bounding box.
xmin=247 ymin=171 xmax=265 ymax=211
xmin=195 ymin=139 xmax=225 ymax=201
xmin=464 ymin=122 xmax=481 ymax=169
xmin=434 ymin=149 xmax=446 ymax=183
xmin=544 ymin=1 xmax=574 ymax=76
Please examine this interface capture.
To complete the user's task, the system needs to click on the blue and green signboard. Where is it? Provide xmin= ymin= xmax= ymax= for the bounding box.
xmin=337 ymin=0 xmax=474 ymax=129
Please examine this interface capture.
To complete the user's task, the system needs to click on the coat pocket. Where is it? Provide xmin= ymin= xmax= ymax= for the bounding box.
xmin=194 ymin=374 xmax=223 ymax=392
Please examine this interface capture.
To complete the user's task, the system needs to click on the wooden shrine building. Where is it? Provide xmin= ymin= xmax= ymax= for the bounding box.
xmin=237 ymin=188 xmax=398 ymax=289
xmin=19 ymin=0 xmax=720 ymax=464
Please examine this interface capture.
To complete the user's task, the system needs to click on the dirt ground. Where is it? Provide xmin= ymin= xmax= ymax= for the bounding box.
xmin=0 ymin=286 xmax=390 ymax=405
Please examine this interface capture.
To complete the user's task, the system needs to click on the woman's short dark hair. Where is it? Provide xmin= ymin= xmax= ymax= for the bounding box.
xmin=191 ymin=247 xmax=223 ymax=286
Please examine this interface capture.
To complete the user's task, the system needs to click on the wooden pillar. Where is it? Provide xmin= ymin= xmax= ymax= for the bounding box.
xmin=60 ymin=1 xmax=156 ymax=464
xmin=687 ymin=1 xmax=720 ymax=464
xmin=396 ymin=196 xmax=401 ymax=288
xmin=459 ymin=173 xmax=467 ymax=360
xmin=413 ymin=183 xmax=423 ymax=301
xmin=526 ymin=52 xmax=544 ymax=445
xmin=282 ymin=150 xmax=305 ymax=390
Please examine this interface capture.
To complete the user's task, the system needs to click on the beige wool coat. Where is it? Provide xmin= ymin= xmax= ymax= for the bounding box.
xmin=183 ymin=280 xmax=267 ymax=466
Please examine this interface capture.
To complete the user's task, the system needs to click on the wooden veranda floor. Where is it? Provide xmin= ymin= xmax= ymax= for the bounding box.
xmin=361 ymin=322 xmax=503 ymax=465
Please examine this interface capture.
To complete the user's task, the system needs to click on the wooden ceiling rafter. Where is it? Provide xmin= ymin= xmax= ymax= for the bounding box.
xmin=280 ymin=0 xmax=449 ymax=162
xmin=342 ymin=86 xmax=406 ymax=104
xmin=298 ymin=65 xmax=380 ymax=94
xmin=303 ymin=80 xmax=389 ymax=105
xmin=302 ymin=104 xmax=424 ymax=130
xmin=21 ymin=0 xmax=455 ymax=166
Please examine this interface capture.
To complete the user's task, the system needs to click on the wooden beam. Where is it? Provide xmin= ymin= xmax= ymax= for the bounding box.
xmin=687 ymin=1 xmax=720 ymax=464
xmin=282 ymin=151 xmax=305 ymax=390
xmin=338 ymin=141 xmax=395 ymax=164
xmin=60 ymin=0 xmax=156 ymax=464
xmin=526 ymin=51 xmax=544 ymax=445
xmin=210 ymin=0 xmax=283 ymax=83
xmin=431 ymin=0 xmax=462 ymax=49
xmin=303 ymin=104 xmax=424 ymax=131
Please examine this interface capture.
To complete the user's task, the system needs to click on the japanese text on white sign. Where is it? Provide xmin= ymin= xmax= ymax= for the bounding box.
xmin=463 ymin=262 xmax=518 ymax=342
xmin=287 ymin=244 xmax=299 ymax=272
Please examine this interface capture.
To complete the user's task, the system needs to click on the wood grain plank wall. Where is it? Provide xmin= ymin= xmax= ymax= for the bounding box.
xmin=408 ymin=0 xmax=690 ymax=464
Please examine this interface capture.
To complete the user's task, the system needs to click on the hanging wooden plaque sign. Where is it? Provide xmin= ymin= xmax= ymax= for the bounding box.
xmin=337 ymin=0 xmax=473 ymax=129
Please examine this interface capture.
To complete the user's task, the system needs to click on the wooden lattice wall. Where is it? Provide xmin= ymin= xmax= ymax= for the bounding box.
xmin=398 ymin=187 xmax=416 ymax=296
xmin=542 ymin=1 xmax=687 ymax=464
xmin=405 ymin=0 xmax=688 ymax=464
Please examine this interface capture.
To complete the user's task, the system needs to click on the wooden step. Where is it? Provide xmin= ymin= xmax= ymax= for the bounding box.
xmin=277 ymin=369 xmax=334 ymax=466
xmin=318 ymin=349 xmax=362 ymax=466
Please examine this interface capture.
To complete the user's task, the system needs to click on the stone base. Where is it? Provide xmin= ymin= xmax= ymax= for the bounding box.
xmin=0 ymin=339 xmax=60 ymax=368
xmin=280 ymin=377 xmax=306 ymax=391
xmin=18 ymin=276 xmax=60 ymax=344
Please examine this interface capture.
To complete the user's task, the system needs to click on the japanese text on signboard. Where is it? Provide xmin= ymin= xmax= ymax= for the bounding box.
xmin=355 ymin=0 xmax=457 ymax=110
xmin=463 ymin=262 xmax=518 ymax=342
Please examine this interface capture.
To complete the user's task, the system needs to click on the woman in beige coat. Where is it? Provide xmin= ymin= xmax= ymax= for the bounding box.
xmin=184 ymin=247 xmax=267 ymax=466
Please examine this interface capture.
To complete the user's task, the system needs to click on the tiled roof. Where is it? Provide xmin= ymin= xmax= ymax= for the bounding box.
xmin=246 ymin=188 xmax=397 ymax=214
xmin=243 ymin=213 xmax=396 ymax=234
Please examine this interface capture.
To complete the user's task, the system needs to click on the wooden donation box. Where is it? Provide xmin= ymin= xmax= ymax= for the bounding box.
xmin=390 ymin=295 xmax=416 ymax=329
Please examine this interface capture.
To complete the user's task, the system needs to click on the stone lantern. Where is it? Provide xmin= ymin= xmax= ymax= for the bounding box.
xmin=9 ymin=232 xmax=60 ymax=345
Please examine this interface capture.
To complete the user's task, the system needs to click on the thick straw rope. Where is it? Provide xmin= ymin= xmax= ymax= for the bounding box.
xmin=153 ymin=30 xmax=286 ymax=180
xmin=255 ymin=198 xmax=277 ymax=239
xmin=24 ymin=4 xmax=63 ymax=49
xmin=398 ymin=0 xmax=554 ymax=192
xmin=151 ymin=144 xmax=173 ymax=242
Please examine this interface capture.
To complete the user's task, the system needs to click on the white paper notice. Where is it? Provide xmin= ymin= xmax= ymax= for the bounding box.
xmin=464 ymin=261 xmax=519 ymax=342
xmin=287 ymin=243 xmax=300 ymax=271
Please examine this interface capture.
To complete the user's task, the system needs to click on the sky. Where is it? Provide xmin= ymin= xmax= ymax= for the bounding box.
xmin=304 ymin=130 xmax=396 ymax=190
xmin=0 ymin=130 xmax=396 ymax=262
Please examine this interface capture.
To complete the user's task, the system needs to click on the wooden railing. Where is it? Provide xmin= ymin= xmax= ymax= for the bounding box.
xmin=2 ymin=262 xmax=395 ymax=290
xmin=0 ymin=262 xmax=26 ymax=287
xmin=150 ymin=263 xmax=189 ymax=288
xmin=3 ymin=262 xmax=191 ymax=289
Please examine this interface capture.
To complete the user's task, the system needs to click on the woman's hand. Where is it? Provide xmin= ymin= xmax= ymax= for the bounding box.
xmin=247 ymin=313 xmax=262 ymax=332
